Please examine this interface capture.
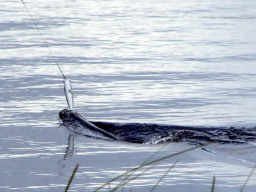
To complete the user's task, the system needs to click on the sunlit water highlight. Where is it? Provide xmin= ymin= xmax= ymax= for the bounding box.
xmin=1 ymin=0 xmax=256 ymax=191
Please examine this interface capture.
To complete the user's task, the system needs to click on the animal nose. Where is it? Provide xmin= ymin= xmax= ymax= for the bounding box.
xmin=59 ymin=109 xmax=69 ymax=119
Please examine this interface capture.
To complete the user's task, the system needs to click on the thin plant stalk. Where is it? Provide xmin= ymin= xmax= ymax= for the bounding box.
xmin=117 ymin=143 xmax=168 ymax=188
xmin=94 ymin=141 xmax=216 ymax=192
xmin=240 ymin=165 xmax=256 ymax=192
xmin=110 ymin=165 xmax=156 ymax=192
xmin=65 ymin=164 xmax=79 ymax=192
xmin=211 ymin=175 xmax=216 ymax=192
xmin=142 ymin=143 xmax=168 ymax=165
xmin=150 ymin=161 xmax=178 ymax=192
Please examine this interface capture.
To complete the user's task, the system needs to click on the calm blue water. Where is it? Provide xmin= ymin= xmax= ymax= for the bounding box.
xmin=1 ymin=0 xmax=256 ymax=191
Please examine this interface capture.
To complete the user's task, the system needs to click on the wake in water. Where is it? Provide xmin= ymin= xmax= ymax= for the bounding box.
xmin=59 ymin=109 xmax=256 ymax=145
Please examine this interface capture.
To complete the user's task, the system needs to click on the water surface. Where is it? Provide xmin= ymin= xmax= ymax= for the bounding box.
xmin=1 ymin=0 xmax=256 ymax=191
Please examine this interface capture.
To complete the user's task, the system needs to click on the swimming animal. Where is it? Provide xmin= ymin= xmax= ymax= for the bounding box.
xmin=59 ymin=109 xmax=256 ymax=144
xmin=59 ymin=109 xmax=118 ymax=140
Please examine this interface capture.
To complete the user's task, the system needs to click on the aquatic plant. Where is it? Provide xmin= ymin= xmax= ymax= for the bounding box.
xmin=240 ymin=165 xmax=256 ymax=192
xmin=211 ymin=175 xmax=216 ymax=192
xmin=64 ymin=141 xmax=255 ymax=192
xmin=93 ymin=142 xmax=214 ymax=192
xmin=65 ymin=164 xmax=79 ymax=192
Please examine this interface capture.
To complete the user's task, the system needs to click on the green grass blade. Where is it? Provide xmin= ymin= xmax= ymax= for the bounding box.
xmin=65 ymin=164 xmax=79 ymax=192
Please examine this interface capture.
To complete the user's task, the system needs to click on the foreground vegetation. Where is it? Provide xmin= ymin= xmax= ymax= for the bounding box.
xmin=65 ymin=141 xmax=256 ymax=192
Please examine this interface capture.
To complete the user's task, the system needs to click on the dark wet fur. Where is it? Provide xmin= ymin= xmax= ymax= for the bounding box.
xmin=60 ymin=109 xmax=256 ymax=144
xmin=91 ymin=121 xmax=256 ymax=144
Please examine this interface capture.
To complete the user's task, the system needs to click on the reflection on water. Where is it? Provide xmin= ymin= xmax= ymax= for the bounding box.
xmin=59 ymin=136 xmax=256 ymax=192
xmin=1 ymin=0 xmax=256 ymax=191
xmin=63 ymin=134 xmax=74 ymax=160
